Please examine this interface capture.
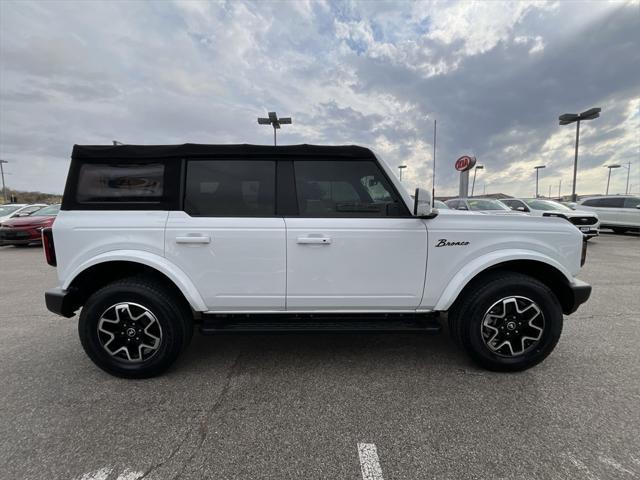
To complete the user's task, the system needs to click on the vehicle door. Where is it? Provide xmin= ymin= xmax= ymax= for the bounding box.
xmin=165 ymin=159 xmax=286 ymax=311
xmin=622 ymin=197 xmax=640 ymax=227
xmin=284 ymin=159 xmax=428 ymax=310
xmin=599 ymin=197 xmax=626 ymax=226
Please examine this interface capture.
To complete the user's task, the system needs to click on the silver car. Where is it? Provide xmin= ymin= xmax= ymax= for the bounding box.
xmin=445 ymin=198 xmax=526 ymax=215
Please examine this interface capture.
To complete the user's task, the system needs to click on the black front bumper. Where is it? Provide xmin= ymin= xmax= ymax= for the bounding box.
xmin=566 ymin=279 xmax=592 ymax=314
xmin=45 ymin=288 xmax=78 ymax=318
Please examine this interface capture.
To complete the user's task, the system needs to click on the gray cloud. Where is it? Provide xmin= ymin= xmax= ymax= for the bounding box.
xmin=0 ymin=0 xmax=638 ymax=196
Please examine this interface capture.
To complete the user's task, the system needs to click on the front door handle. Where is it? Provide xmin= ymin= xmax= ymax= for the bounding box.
xmin=297 ymin=236 xmax=331 ymax=245
xmin=176 ymin=235 xmax=211 ymax=244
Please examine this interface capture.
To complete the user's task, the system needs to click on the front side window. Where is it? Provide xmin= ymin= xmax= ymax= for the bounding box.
xmin=184 ymin=160 xmax=275 ymax=216
xmin=599 ymin=197 xmax=625 ymax=208
xmin=76 ymin=163 xmax=164 ymax=203
xmin=293 ymin=160 xmax=406 ymax=217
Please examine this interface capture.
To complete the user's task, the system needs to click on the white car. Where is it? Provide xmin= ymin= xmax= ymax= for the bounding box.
xmin=445 ymin=198 xmax=525 ymax=215
xmin=577 ymin=195 xmax=640 ymax=234
xmin=43 ymin=144 xmax=590 ymax=378
xmin=501 ymin=198 xmax=600 ymax=239
xmin=0 ymin=203 xmax=46 ymax=224
xmin=434 ymin=200 xmax=449 ymax=209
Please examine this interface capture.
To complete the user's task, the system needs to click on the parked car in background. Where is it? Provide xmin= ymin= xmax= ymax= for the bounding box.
xmin=434 ymin=200 xmax=449 ymax=209
xmin=577 ymin=195 xmax=640 ymax=233
xmin=0 ymin=203 xmax=46 ymax=223
xmin=0 ymin=204 xmax=60 ymax=246
xmin=445 ymin=198 xmax=525 ymax=215
xmin=502 ymin=198 xmax=600 ymax=239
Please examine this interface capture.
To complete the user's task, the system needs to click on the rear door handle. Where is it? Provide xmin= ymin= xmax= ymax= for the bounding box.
xmin=297 ymin=236 xmax=331 ymax=245
xmin=176 ymin=235 xmax=211 ymax=244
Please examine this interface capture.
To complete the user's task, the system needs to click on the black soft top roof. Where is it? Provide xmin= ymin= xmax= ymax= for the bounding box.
xmin=71 ymin=143 xmax=374 ymax=160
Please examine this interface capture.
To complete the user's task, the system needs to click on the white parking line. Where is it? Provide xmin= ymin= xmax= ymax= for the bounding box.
xmin=358 ymin=443 xmax=384 ymax=480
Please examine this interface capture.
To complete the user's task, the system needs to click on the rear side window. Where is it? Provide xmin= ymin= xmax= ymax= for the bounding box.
xmin=623 ymin=197 xmax=640 ymax=208
xmin=293 ymin=160 xmax=407 ymax=217
xmin=184 ymin=160 xmax=276 ymax=216
xmin=76 ymin=163 xmax=164 ymax=203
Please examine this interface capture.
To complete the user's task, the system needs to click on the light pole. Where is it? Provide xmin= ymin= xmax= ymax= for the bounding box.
xmin=471 ymin=164 xmax=484 ymax=196
xmin=398 ymin=165 xmax=407 ymax=181
xmin=0 ymin=159 xmax=7 ymax=203
xmin=605 ymin=164 xmax=621 ymax=195
xmin=257 ymin=112 xmax=292 ymax=146
xmin=432 ymin=119 xmax=436 ymax=200
xmin=559 ymin=107 xmax=601 ymax=202
xmin=534 ymin=165 xmax=546 ymax=197
xmin=620 ymin=162 xmax=631 ymax=194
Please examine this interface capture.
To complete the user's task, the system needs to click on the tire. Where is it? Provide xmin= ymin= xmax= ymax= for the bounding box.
xmin=79 ymin=277 xmax=193 ymax=378
xmin=448 ymin=272 xmax=563 ymax=372
xmin=611 ymin=228 xmax=628 ymax=234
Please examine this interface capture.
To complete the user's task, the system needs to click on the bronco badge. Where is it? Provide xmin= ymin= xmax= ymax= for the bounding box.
xmin=436 ymin=239 xmax=470 ymax=247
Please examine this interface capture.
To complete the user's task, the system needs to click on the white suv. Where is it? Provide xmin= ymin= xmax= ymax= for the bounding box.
xmin=577 ymin=195 xmax=640 ymax=233
xmin=43 ymin=144 xmax=591 ymax=378
xmin=501 ymin=198 xmax=600 ymax=239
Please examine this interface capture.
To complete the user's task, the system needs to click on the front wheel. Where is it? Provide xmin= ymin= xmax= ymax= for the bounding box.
xmin=79 ymin=277 xmax=193 ymax=378
xmin=448 ymin=272 xmax=563 ymax=371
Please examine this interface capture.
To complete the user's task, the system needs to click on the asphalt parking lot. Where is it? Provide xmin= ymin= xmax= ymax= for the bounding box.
xmin=1 ymin=232 xmax=639 ymax=480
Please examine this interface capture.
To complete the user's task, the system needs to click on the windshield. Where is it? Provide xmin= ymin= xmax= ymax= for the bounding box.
xmin=434 ymin=200 xmax=449 ymax=209
xmin=467 ymin=199 xmax=511 ymax=211
xmin=524 ymin=199 xmax=572 ymax=211
xmin=34 ymin=204 xmax=60 ymax=216
xmin=0 ymin=205 xmax=22 ymax=216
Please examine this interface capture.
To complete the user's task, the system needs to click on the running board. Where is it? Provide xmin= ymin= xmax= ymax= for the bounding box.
xmin=199 ymin=313 xmax=442 ymax=335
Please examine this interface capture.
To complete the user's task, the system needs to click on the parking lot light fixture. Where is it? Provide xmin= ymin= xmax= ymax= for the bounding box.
xmin=534 ymin=165 xmax=546 ymax=198
xmin=257 ymin=112 xmax=292 ymax=146
xmin=605 ymin=164 xmax=621 ymax=195
xmin=398 ymin=165 xmax=407 ymax=181
xmin=471 ymin=165 xmax=484 ymax=196
xmin=559 ymin=107 xmax=601 ymax=202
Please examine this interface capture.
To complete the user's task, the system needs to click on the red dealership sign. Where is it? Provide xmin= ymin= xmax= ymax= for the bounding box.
xmin=455 ymin=155 xmax=476 ymax=172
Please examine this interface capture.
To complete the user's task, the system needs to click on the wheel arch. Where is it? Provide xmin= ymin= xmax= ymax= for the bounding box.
xmin=62 ymin=251 xmax=207 ymax=314
xmin=436 ymin=257 xmax=578 ymax=315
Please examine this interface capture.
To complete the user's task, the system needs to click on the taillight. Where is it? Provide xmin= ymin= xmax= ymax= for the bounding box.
xmin=42 ymin=227 xmax=56 ymax=266
xmin=581 ymin=237 xmax=587 ymax=267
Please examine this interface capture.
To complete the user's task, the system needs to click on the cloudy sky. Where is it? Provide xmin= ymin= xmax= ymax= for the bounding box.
xmin=1 ymin=0 xmax=638 ymax=197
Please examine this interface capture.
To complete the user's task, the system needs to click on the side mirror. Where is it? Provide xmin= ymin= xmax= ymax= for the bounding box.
xmin=516 ymin=206 xmax=526 ymax=212
xmin=414 ymin=188 xmax=434 ymax=217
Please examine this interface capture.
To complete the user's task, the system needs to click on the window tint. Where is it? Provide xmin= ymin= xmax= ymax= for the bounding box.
xmin=184 ymin=160 xmax=275 ymax=216
xmin=293 ymin=160 xmax=406 ymax=217
xmin=76 ymin=163 xmax=164 ymax=203
xmin=623 ymin=197 xmax=640 ymax=208
xmin=581 ymin=199 xmax=600 ymax=207
xmin=447 ymin=200 xmax=459 ymax=209
xmin=587 ymin=197 xmax=625 ymax=208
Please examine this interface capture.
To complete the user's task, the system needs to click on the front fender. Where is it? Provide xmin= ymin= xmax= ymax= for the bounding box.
xmin=61 ymin=250 xmax=208 ymax=312
xmin=432 ymin=249 xmax=573 ymax=311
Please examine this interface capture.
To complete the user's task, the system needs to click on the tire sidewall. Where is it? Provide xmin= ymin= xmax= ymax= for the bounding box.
xmin=79 ymin=284 xmax=183 ymax=378
xmin=462 ymin=280 xmax=563 ymax=371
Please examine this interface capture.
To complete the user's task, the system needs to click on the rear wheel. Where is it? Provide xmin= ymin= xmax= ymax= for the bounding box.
xmin=79 ymin=277 xmax=193 ymax=378
xmin=448 ymin=272 xmax=563 ymax=371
